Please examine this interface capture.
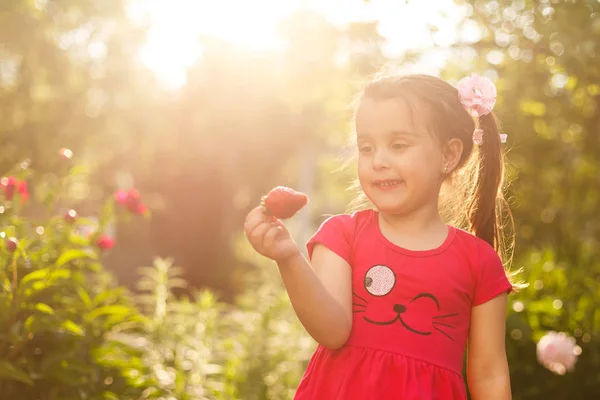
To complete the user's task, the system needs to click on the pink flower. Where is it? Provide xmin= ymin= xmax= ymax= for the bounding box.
xmin=536 ymin=331 xmax=582 ymax=375
xmin=96 ymin=234 xmax=115 ymax=251
xmin=1 ymin=176 xmax=29 ymax=203
xmin=473 ymin=129 xmax=484 ymax=145
xmin=457 ymin=74 xmax=497 ymax=117
xmin=114 ymin=189 xmax=148 ymax=215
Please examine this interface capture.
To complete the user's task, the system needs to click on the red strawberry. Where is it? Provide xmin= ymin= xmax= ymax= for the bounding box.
xmin=261 ymin=186 xmax=309 ymax=219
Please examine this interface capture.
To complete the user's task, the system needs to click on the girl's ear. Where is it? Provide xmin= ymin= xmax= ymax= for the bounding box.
xmin=441 ymin=137 xmax=464 ymax=174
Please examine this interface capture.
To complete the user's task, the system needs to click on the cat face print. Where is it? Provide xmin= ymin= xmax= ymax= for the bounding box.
xmin=352 ymin=264 xmax=458 ymax=341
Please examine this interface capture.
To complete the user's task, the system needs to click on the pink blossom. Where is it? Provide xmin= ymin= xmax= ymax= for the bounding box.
xmin=96 ymin=234 xmax=115 ymax=251
xmin=114 ymin=188 xmax=148 ymax=215
xmin=536 ymin=331 xmax=581 ymax=375
xmin=1 ymin=176 xmax=29 ymax=203
xmin=457 ymin=74 xmax=497 ymax=117
xmin=473 ymin=129 xmax=484 ymax=145
xmin=114 ymin=190 xmax=128 ymax=205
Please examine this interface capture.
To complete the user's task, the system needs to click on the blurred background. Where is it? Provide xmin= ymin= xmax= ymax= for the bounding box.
xmin=0 ymin=0 xmax=599 ymax=399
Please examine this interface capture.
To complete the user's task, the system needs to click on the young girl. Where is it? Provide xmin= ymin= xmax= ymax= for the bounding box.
xmin=244 ymin=73 xmax=515 ymax=399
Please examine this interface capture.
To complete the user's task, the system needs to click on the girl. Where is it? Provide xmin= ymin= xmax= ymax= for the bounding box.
xmin=244 ymin=73 xmax=515 ymax=399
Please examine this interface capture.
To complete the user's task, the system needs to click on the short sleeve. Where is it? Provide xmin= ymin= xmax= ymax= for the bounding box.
xmin=306 ymin=215 xmax=352 ymax=265
xmin=472 ymin=241 xmax=513 ymax=306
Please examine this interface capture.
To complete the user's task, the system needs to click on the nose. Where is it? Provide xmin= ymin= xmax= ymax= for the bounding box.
xmin=393 ymin=304 xmax=406 ymax=314
xmin=372 ymin=149 xmax=390 ymax=170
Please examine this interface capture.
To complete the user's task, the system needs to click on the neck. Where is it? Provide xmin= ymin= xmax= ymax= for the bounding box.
xmin=379 ymin=200 xmax=444 ymax=234
xmin=377 ymin=200 xmax=449 ymax=250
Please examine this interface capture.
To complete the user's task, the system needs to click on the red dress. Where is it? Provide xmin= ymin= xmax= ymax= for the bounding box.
xmin=294 ymin=210 xmax=512 ymax=400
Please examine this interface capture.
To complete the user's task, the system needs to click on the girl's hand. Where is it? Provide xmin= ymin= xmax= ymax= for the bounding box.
xmin=244 ymin=206 xmax=300 ymax=263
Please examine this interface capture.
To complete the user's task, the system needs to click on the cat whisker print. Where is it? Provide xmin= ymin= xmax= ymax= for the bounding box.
xmin=352 ymin=291 xmax=368 ymax=304
xmin=352 ymin=292 xmax=369 ymax=313
xmin=432 ymin=313 xmax=459 ymax=320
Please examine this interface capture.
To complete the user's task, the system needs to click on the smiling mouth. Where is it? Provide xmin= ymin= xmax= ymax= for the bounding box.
xmin=374 ymin=179 xmax=403 ymax=188
xmin=363 ymin=315 xmax=432 ymax=335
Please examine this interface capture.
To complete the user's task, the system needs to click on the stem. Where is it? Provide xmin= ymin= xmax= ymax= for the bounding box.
xmin=0 ymin=257 xmax=18 ymax=358
xmin=11 ymin=257 xmax=16 ymax=291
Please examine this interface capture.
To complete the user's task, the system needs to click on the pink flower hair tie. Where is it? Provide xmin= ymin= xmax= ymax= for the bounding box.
xmin=473 ymin=129 xmax=484 ymax=145
xmin=457 ymin=73 xmax=497 ymax=118
xmin=472 ymin=130 xmax=508 ymax=145
xmin=458 ymin=74 xmax=507 ymax=145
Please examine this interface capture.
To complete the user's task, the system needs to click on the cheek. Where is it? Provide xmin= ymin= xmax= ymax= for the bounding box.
xmin=403 ymin=147 xmax=442 ymax=174
xmin=357 ymin=158 xmax=370 ymax=178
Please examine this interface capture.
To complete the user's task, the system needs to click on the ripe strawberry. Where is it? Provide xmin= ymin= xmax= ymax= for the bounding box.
xmin=261 ymin=186 xmax=309 ymax=219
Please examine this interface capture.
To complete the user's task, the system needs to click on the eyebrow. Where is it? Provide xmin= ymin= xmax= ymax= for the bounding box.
xmin=356 ymin=130 xmax=423 ymax=139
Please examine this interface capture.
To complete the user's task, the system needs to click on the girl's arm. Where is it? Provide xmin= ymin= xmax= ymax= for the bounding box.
xmin=467 ymin=293 xmax=512 ymax=400
xmin=277 ymin=245 xmax=352 ymax=349
xmin=244 ymin=206 xmax=352 ymax=349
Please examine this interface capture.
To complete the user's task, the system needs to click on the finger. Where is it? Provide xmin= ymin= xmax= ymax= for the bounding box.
xmin=272 ymin=218 xmax=287 ymax=230
xmin=248 ymin=220 xmax=273 ymax=244
xmin=244 ymin=206 xmax=272 ymax=234
xmin=263 ymin=224 xmax=281 ymax=251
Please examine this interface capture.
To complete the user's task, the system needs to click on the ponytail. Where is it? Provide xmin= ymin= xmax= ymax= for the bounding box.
xmin=466 ymin=113 xmax=505 ymax=251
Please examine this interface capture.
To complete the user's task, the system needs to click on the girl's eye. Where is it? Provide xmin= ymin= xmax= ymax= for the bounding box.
xmin=358 ymin=145 xmax=372 ymax=153
xmin=391 ymin=143 xmax=408 ymax=150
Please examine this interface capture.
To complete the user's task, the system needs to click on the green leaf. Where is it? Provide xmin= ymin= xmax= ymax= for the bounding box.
xmin=0 ymin=360 xmax=34 ymax=385
xmin=19 ymin=267 xmax=52 ymax=286
xmin=77 ymin=286 xmax=92 ymax=308
xmin=55 ymin=249 xmax=96 ymax=267
xmin=87 ymin=305 xmax=133 ymax=320
xmin=24 ymin=314 xmax=55 ymax=334
xmin=34 ymin=303 xmax=54 ymax=315
xmin=20 ymin=267 xmax=70 ymax=286
xmin=60 ymin=320 xmax=85 ymax=336
xmin=18 ymin=268 xmax=72 ymax=299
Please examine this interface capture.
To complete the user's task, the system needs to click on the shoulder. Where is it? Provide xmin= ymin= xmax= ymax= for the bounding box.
xmin=451 ymin=229 xmax=512 ymax=305
xmin=451 ymin=228 xmax=503 ymax=272
xmin=316 ymin=209 xmax=374 ymax=233
xmin=452 ymin=228 xmax=499 ymax=257
xmin=307 ymin=210 xmax=375 ymax=263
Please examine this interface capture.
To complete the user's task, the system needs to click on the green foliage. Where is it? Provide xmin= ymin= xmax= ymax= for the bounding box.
xmin=453 ymin=1 xmax=600 ymax=398
xmin=0 ymin=160 xmax=154 ymax=399
xmin=129 ymin=252 xmax=312 ymax=400
xmin=0 ymin=163 xmax=311 ymax=399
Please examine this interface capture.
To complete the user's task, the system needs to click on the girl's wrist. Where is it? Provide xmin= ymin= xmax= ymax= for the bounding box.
xmin=276 ymin=250 xmax=302 ymax=269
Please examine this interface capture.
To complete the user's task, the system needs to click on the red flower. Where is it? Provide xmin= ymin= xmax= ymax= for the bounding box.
xmin=115 ymin=188 xmax=148 ymax=215
xmin=6 ymin=237 xmax=18 ymax=252
xmin=1 ymin=177 xmax=29 ymax=203
xmin=96 ymin=234 xmax=114 ymax=250
xmin=64 ymin=209 xmax=77 ymax=223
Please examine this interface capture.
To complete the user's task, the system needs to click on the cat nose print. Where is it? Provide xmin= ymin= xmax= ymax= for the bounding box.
xmin=393 ymin=304 xmax=406 ymax=314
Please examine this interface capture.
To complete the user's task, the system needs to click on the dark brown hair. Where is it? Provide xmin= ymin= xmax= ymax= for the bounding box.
xmin=349 ymin=74 xmax=518 ymax=275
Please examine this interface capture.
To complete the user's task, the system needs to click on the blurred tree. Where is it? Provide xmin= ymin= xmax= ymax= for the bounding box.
xmin=449 ymin=0 xmax=600 ymax=398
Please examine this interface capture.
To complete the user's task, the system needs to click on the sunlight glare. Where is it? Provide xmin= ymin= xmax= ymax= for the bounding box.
xmin=129 ymin=0 xmax=464 ymax=88
xmin=130 ymin=0 xmax=298 ymax=88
